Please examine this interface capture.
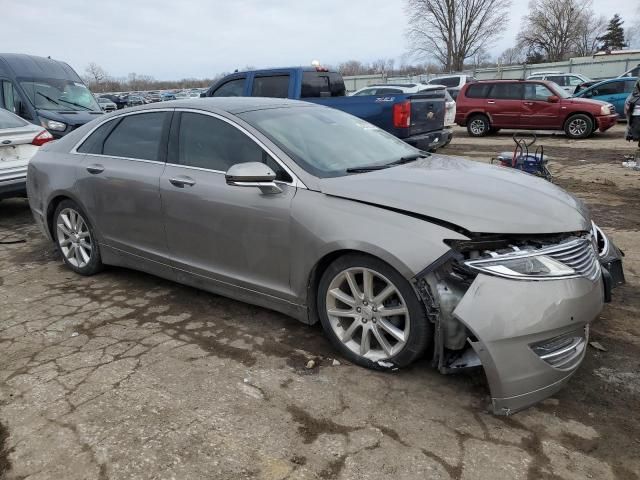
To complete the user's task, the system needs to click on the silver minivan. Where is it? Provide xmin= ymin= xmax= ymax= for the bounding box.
xmin=26 ymin=98 xmax=625 ymax=414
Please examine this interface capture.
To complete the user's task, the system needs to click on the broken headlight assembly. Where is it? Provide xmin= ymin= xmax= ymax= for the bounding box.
xmin=465 ymin=254 xmax=575 ymax=279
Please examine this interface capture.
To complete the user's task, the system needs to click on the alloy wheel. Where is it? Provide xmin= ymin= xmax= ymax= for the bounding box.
xmin=325 ymin=267 xmax=410 ymax=362
xmin=56 ymin=208 xmax=93 ymax=269
xmin=469 ymin=119 xmax=486 ymax=135
xmin=568 ymin=118 xmax=588 ymax=137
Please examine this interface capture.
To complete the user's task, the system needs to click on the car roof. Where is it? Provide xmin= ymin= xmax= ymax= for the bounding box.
xmin=0 ymin=53 xmax=82 ymax=81
xmin=122 ymin=97 xmax=319 ymax=115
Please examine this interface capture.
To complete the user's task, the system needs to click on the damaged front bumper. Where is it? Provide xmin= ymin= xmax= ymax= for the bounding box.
xmin=453 ymin=273 xmax=602 ymax=415
xmin=415 ymin=229 xmax=625 ymax=415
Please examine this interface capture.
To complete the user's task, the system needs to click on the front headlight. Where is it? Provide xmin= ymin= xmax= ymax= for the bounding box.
xmin=466 ymin=254 xmax=575 ymax=279
xmin=600 ymin=105 xmax=612 ymax=115
xmin=41 ymin=119 xmax=66 ymax=132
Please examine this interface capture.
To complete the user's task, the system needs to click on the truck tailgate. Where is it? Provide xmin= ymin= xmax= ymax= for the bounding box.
xmin=407 ymin=88 xmax=446 ymax=137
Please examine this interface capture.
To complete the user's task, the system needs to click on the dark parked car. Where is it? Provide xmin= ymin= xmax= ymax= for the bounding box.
xmin=455 ymin=80 xmax=618 ymax=139
xmin=0 ymin=53 xmax=104 ymax=137
xmin=573 ymin=77 xmax=638 ymax=119
xmin=99 ymin=94 xmax=127 ymax=110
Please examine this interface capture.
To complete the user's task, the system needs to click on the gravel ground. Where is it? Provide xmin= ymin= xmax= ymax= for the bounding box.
xmin=1 ymin=124 xmax=639 ymax=480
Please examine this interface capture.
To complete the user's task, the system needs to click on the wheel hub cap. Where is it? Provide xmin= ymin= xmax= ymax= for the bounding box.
xmin=325 ymin=267 xmax=410 ymax=362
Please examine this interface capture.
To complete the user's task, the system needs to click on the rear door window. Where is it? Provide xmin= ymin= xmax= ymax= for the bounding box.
xmin=251 ymin=75 xmax=290 ymax=98
xmin=212 ymin=78 xmax=246 ymax=97
xmin=102 ymin=112 xmax=169 ymax=161
xmin=301 ymin=72 xmax=346 ymax=98
xmin=431 ymin=77 xmax=459 ymax=87
xmin=546 ymin=75 xmax=566 ymax=87
xmin=174 ymin=112 xmax=292 ymax=181
xmin=566 ymin=76 xmax=583 ymax=87
xmin=77 ymin=119 xmax=119 ymax=154
xmin=489 ymin=83 xmax=524 ymax=100
xmin=465 ymin=83 xmax=492 ymax=98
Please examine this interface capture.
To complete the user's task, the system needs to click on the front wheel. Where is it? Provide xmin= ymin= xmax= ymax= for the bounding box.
xmin=54 ymin=200 xmax=103 ymax=275
xmin=564 ymin=114 xmax=594 ymax=139
xmin=317 ymin=254 xmax=431 ymax=369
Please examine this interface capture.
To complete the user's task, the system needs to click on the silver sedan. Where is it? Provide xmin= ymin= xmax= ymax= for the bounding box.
xmin=26 ymin=98 xmax=624 ymax=414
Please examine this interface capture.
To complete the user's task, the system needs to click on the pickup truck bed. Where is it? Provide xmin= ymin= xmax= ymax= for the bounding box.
xmin=203 ymin=67 xmax=451 ymax=151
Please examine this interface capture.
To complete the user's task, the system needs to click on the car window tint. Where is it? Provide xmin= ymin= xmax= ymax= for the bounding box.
xmin=375 ymin=88 xmax=403 ymax=94
xmin=433 ymin=77 xmax=458 ymax=87
xmin=465 ymin=83 xmax=492 ymax=98
xmin=77 ymin=119 xmax=118 ymax=154
xmin=593 ymin=82 xmax=625 ymax=96
xmin=176 ymin=113 xmax=292 ymax=182
xmin=102 ymin=112 xmax=167 ymax=161
xmin=301 ymin=72 xmax=345 ymax=98
xmin=212 ymin=78 xmax=245 ymax=97
xmin=547 ymin=75 xmax=566 ymax=86
xmin=251 ymin=75 xmax=290 ymax=98
xmin=489 ymin=83 xmax=523 ymax=99
xmin=524 ymin=83 xmax=553 ymax=101
xmin=566 ymin=76 xmax=583 ymax=86
xmin=625 ymin=80 xmax=637 ymax=93
xmin=353 ymin=88 xmax=375 ymax=96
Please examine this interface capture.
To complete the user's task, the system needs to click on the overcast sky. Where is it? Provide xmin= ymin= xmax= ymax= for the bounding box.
xmin=1 ymin=0 xmax=638 ymax=80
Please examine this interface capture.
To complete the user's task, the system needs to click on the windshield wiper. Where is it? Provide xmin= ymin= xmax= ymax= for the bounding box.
xmin=386 ymin=152 xmax=429 ymax=166
xmin=345 ymin=165 xmax=392 ymax=173
xmin=57 ymin=98 xmax=92 ymax=111
xmin=36 ymin=91 xmax=61 ymax=106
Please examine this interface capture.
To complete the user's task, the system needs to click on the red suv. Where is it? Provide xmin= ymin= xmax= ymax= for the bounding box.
xmin=455 ymin=80 xmax=618 ymax=139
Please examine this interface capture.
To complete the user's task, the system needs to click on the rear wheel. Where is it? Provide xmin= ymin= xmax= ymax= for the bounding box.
xmin=564 ymin=114 xmax=594 ymax=139
xmin=317 ymin=254 xmax=431 ymax=369
xmin=467 ymin=114 xmax=490 ymax=137
xmin=54 ymin=200 xmax=103 ymax=276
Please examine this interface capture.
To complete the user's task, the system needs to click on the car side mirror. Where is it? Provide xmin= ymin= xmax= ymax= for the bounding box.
xmin=225 ymin=162 xmax=282 ymax=194
xmin=547 ymin=95 xmax=560 ymax=103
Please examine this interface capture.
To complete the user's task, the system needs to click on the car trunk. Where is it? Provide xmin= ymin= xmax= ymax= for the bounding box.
xmin=0 ymin=126 xmax=40 ymax=184
xmin=407 ymin=88 xmax=446 ymax=137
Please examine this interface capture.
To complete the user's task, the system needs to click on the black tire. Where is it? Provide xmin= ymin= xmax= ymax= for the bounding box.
xmin=466 ymin=114 xmax=491 ymax=137
xmin=317 ymin=254 xmax=432 ymax=370
xmin=564 ymin=114 xmax=594 ymax=139
xmin=53 ymin=199 xmax=103 ymax=276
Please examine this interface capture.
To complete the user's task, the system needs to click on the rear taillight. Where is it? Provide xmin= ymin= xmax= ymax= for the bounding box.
xmin=393 ymin=101 xmax=411 ymax=128
xmin=32 ymin=130 xmax=54 ymax=146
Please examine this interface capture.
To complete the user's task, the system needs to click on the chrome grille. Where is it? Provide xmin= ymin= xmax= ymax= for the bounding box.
xmin=544 ymin=238 xmax=600 ymax=281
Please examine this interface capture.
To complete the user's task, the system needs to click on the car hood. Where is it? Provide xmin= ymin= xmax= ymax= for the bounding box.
xmin=37 ymin=109 xmax=104 ymax=128
xmin=318 ymin=155 xmax=591 ymax=234
xmin=563 ymin=97 xmax=608 ymax=107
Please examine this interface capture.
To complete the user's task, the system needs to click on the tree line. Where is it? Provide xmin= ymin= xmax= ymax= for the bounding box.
xmin=83 ymin=1 xmax=639 ymax=92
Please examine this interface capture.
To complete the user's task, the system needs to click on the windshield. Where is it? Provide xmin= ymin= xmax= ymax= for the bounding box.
xmin=20 ymin=78 xmax=101 ymax=112
xmin=240 ymin=106 xmax=420 ymax=178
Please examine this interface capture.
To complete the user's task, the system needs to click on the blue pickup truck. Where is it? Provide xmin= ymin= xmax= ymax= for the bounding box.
xmin=203 ymin=66 xmax=452 ymax=151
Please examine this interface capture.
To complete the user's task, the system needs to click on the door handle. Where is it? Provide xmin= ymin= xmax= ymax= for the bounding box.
xmin=487 ymin=100 xmax=495 ymax=104
xmin=523 ymin=102 xmax=534 ymax=106
xmin=86 ymin=164 xmax=104 ymax=174
xmin=169 ymin=176 xmax=196 ymax=188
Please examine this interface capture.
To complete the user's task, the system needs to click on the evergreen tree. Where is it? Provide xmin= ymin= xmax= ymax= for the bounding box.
xmin=597 ymin=14 xmax=627 ymax=51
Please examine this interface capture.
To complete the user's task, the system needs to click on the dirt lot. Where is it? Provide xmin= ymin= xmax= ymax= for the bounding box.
xmin=1 ymin=124 xmax=639 ymax=480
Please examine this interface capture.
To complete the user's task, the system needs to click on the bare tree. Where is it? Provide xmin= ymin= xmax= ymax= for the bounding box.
xmin=405 ymin=0 xmax=511 ymax=72
xmin=574 ymin=13 xmax=607 ymax=56
xmin=517 ymin=0 xmax=600 ymax=62
xmin=84 ymin=62 xmax=108 ymax=87
xmin=498 ymin=47 xmax=525 ymax=65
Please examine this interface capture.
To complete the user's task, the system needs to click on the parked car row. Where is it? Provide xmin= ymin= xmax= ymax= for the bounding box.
xmin=96 ymin=88 xmax=204 ymax=111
